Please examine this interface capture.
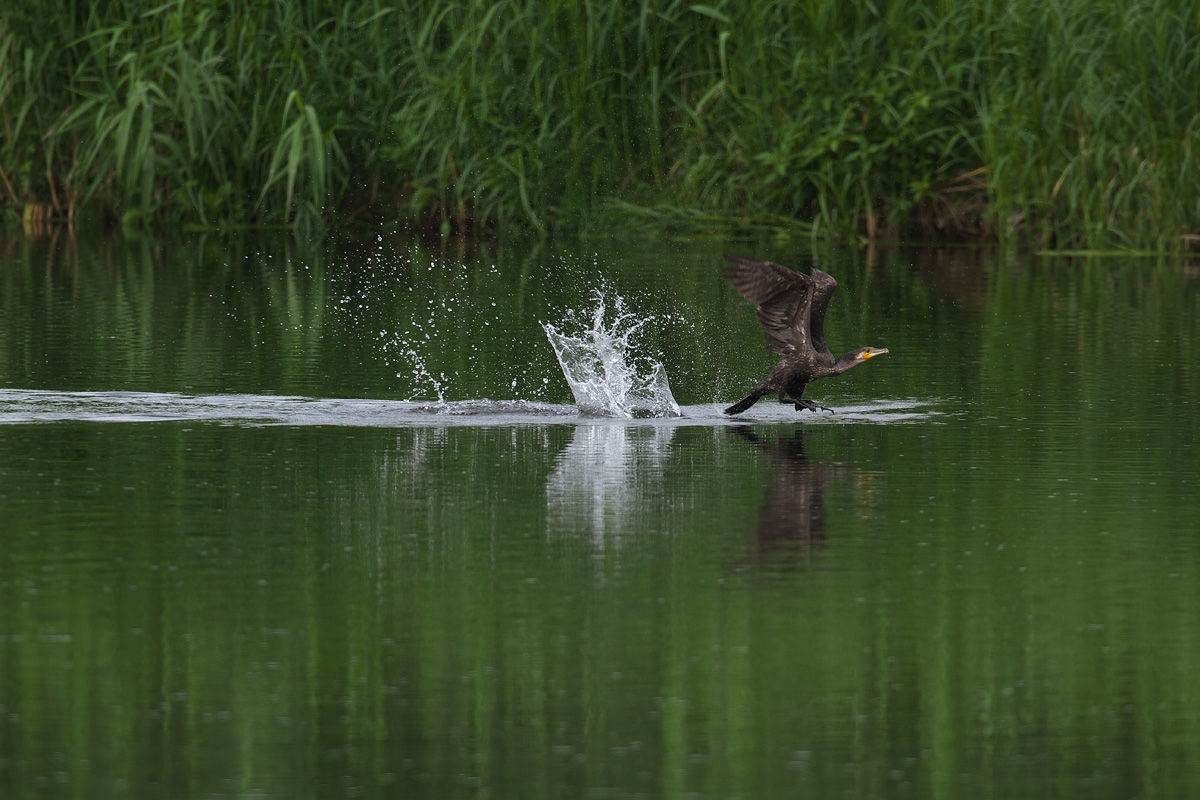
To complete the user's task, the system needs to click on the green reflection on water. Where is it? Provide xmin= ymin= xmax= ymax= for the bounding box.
xmin=1 ymin=234 xmax=1199 ymax=799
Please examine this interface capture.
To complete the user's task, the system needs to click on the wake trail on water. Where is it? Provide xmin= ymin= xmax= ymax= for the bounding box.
xmin=0 ymin=389 xmax=947 ymax=426
xmin=543 ymin=291 xmax=681 ymax=419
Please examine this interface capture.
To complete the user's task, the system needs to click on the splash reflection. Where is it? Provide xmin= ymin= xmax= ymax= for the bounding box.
xmin=546 ymin=424 xmax=675 ymax=548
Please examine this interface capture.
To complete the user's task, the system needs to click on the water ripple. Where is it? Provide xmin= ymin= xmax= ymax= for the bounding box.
xmin=0 ymin=389 xmax=944 ymax=427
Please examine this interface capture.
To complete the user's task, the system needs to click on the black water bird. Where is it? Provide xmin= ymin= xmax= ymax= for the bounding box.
xmin=723 ymin=254 xmax=888 ymax=415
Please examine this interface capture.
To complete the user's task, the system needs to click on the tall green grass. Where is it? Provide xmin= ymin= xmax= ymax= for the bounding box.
xmin=2 ymin=0 xmax=1199 ymax=247
xmin=977 ymin=0 xmax=1200 ymax=249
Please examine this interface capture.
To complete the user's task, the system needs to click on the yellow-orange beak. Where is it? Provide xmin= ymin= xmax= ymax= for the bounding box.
xmin=863 ymin=348 xmax=889 ymax=360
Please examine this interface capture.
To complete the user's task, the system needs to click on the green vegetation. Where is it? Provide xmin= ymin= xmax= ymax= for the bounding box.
xmin=2 ymin=0 xmax=1199 ymax=247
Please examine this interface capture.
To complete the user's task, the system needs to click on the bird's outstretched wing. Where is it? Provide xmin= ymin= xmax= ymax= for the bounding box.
xmin=722 ymin=253 xmax=820 ymax=356
xmin=807 ymin=268 xmax=838 ymax=359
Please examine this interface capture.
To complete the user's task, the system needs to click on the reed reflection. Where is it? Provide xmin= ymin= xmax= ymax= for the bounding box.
xmin=732 ymin=426 xmax=834 ymax=571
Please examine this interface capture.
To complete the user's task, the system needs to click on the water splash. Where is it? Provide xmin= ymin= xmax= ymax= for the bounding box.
xmin=543 ymin=292 xmax=680 ymax=419
xmin=381 ymin=333 xmax=448 ymax=404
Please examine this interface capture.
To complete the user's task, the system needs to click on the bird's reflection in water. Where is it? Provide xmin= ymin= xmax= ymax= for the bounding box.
xmin=732 ymin=426 xmax=835 ymax=572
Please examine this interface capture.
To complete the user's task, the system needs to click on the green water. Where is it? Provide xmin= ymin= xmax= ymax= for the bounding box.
xmin=1 ymin=234 xmax=1199 ymax=799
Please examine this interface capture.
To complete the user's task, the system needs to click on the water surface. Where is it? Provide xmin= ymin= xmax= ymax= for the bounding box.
xmin=1 ymin=233 xmax=1198 ymax=799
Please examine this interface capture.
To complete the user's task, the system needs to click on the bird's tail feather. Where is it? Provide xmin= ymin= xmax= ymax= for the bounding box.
xmin=724 ymin=390 xmax=766 ymax=415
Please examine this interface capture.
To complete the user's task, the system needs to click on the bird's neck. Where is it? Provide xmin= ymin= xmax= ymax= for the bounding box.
xmin=825 ymin=352 xmax=863 ymax=377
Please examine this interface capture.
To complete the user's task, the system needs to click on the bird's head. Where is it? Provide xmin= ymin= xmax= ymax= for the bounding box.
xmin=856 ymin=346 xmax=888 ymax=361
xmin=832 ymin=346 xmax=888 ymax=375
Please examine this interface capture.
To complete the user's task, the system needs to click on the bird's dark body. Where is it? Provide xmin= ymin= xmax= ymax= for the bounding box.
xmin=722 ymin=254 xmax=887 ymax=415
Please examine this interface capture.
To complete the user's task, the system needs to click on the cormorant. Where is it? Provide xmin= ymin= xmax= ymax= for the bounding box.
xmin=723 ymin=253 xmax=888 ymax=415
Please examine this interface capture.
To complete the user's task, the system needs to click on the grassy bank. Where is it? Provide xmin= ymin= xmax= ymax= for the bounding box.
xmin=2 ymin=0 xmax=1199 ymax=248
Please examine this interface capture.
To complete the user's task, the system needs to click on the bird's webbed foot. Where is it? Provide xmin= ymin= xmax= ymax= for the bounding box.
xmin=793 ymin=398 xmax=834 ymax=414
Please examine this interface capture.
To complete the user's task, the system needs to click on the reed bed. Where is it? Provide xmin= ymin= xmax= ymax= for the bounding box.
xmin=2 ymin=0 xmax=1198 ymax=247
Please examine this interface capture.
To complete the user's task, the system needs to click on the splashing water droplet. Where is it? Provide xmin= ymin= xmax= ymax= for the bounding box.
xmin=543 ymin=291 xmax=680 ymax=419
